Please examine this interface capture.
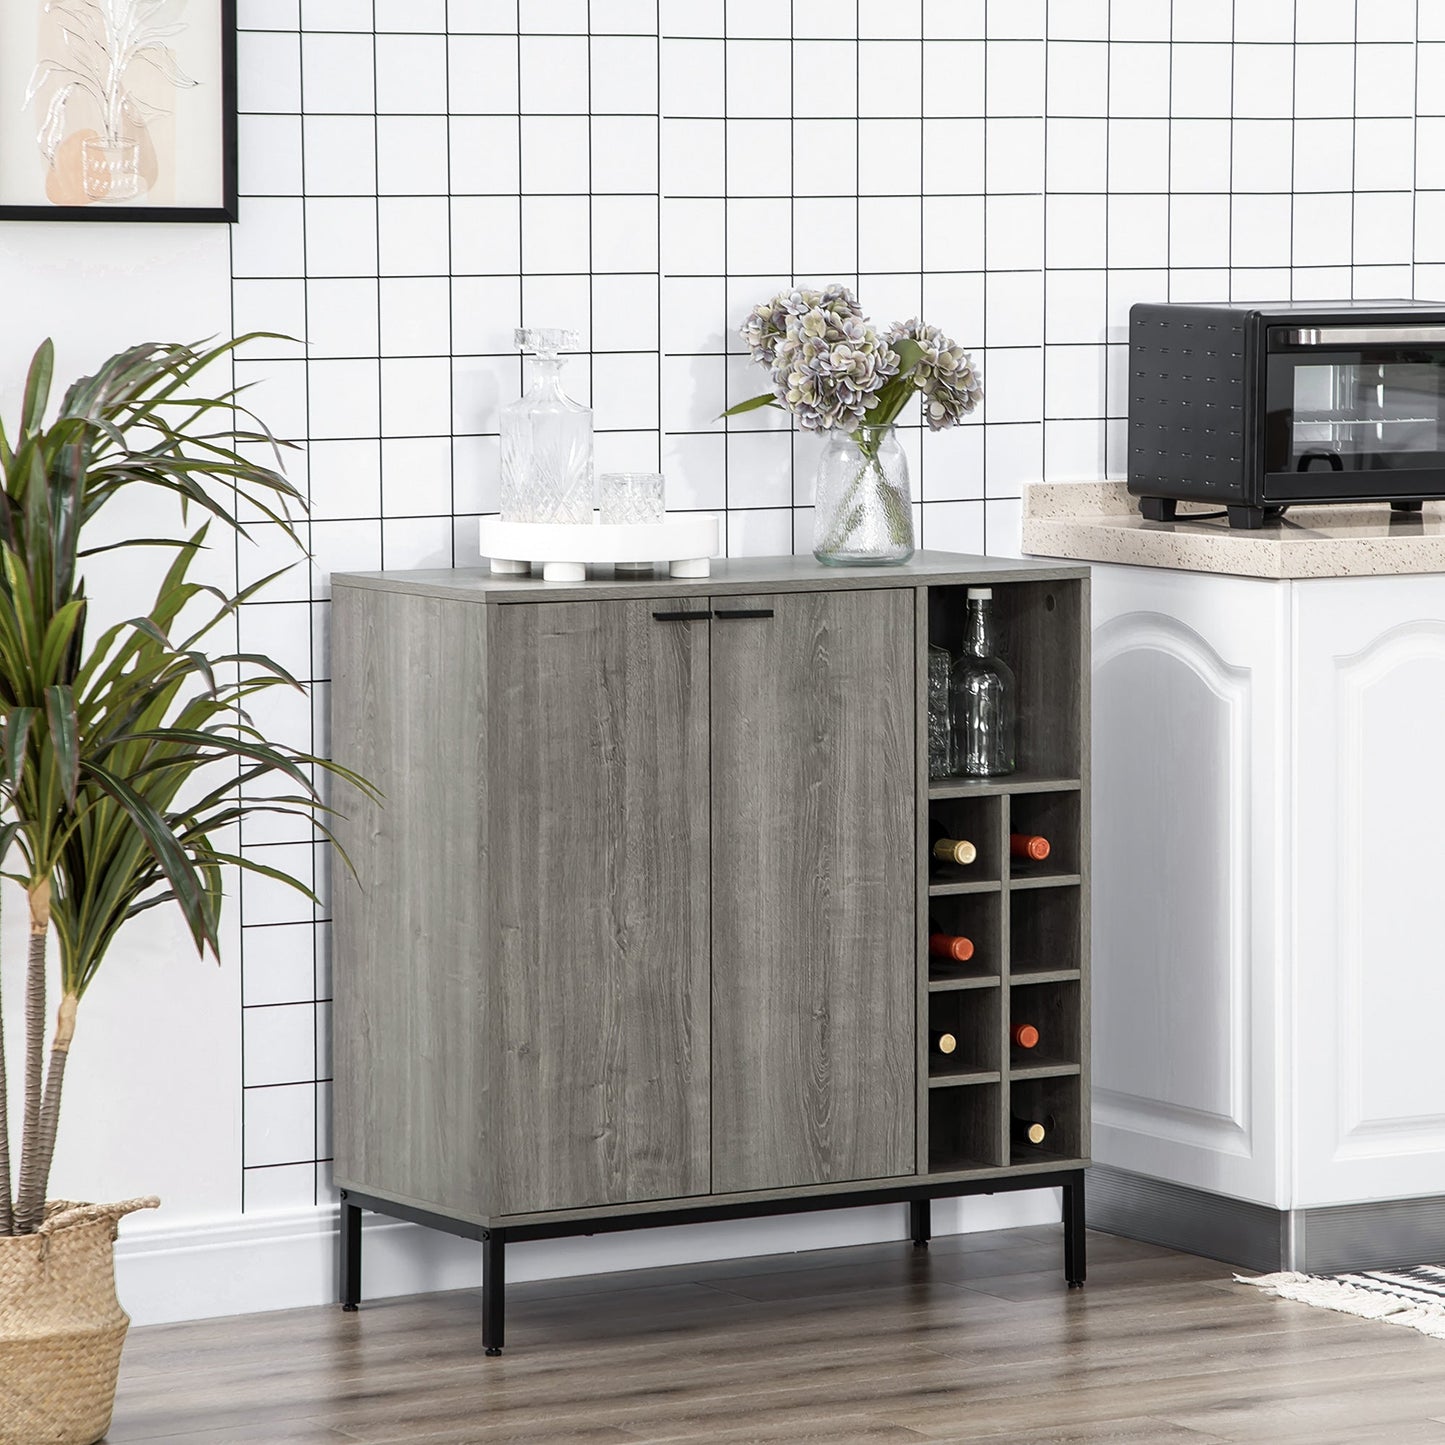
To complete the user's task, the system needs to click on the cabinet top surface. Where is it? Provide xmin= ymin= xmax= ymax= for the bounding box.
xmin=1023 ymin=481 xmax=1445 ymax=580
xmin=333 ymin=551 xmax=1089 ymax=603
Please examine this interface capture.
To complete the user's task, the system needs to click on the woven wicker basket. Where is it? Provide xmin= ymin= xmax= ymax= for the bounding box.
xmin=0 ymin=1198 xmax=158 ymax=1445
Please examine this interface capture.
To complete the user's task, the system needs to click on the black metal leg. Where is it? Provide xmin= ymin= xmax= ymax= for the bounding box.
xmin=1138 ymin=496 xmax=1178 ymax=523
xmin=909 ymin=1198 xmax=931 ymax=1249
xmin=1227 ymin=504 xmax=1266 ymax=529
xmin=1063 ymin=1173 xmax=1086 ymax=1288
xmin=1392 ymin=499 xmax=1425 ymax=514
xmin=339 ymin=1193 xmax=362 ymax=1311
xmin=483 ymin=1229 xmax=505 ymax=1355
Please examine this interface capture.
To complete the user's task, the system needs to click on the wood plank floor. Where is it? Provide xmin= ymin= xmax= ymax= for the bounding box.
xmin=110 ymin=1223 xmax=1445 ymax=1444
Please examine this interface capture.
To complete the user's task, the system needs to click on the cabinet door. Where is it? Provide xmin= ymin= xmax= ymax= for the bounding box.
xmin=490 ymin=600 xmax=711 ymax=1214
xmin=710 ymin=588 xmax=916 ymax=1192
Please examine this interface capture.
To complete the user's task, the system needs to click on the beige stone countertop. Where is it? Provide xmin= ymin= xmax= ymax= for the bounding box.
xmin=1022 ymin=481 xmax=1445 ymax=579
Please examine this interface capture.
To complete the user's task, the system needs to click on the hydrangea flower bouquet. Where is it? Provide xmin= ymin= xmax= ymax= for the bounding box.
xmin=725 ymin=285 xmax=983 ymax=564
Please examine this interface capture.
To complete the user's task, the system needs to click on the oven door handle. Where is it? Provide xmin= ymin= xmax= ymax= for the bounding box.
xmin=1278 ymin=325 xmax=1445 ymax=347
xmin=1296 ymin=449 xmax=1344 ymax=473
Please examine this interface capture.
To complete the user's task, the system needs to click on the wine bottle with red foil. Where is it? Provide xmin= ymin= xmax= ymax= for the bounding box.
xmin=929 ymin=1030 xmax=959 ymax=1057
xmin=1010 ymin=833 xmax=1050 ymax=862
xmin=1011 ymin=1023 xmax=1039 ymax=1050
xmin=930 ymin=819 xmax=977 ymax=868
xmin=1011 ymin=1113 xmax=1055 ymax=1147
xmin=929 ymin=927 xmax=976 ymax=963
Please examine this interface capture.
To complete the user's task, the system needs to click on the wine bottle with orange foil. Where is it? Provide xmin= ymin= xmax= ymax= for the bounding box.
xmin=931 ymin=820 xmax=977 ymax=867
xmin=1011 ymin=1022 xmax=1039 ymax=1050
xmin=1010 ymin=832 xmax=1050 ymax=862
xmin=929 ymin=929 xmax=976 ymax=963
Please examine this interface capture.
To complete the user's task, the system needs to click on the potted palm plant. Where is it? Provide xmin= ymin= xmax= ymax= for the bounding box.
xmin=0 ymin=338 xmax=371 ymax=1445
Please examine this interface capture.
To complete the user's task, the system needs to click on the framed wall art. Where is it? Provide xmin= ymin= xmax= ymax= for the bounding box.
xmin=0 ymin=0 xmax=237 ymax=223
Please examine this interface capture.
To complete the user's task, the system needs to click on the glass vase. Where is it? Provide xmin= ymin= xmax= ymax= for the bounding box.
xmin=812 ymin=424 xmax=915 ymax=566
xmin=500 ymin=328 xmax=594 ymax=525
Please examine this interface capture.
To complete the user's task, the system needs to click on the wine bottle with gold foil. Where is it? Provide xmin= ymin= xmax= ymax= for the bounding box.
xmin=930 ymin=820 xmax=976 ymax=868
xmin=929 ymin=1030 xmax=959 ymax=1057
xmin=1012 ymin=1113 xmax=1055 ymax=1147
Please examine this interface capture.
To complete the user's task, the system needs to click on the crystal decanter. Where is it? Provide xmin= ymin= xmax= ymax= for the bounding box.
xmin=500 ymin=328 xmax=594 ymax=525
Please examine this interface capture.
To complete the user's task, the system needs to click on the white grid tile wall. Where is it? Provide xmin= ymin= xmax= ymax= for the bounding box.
xmin=228 ymin=0 xmax=1445 ymax=1209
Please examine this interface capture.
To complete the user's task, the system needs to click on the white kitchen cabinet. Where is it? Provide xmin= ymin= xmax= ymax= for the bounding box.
xmin=1088 ymin=562 xmax=1445 ymax=1268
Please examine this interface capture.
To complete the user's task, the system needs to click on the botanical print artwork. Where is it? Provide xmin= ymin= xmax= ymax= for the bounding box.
xmin=0 ymin=0 xmax=229 ymax=215
xmin=26 ymin=0 xmax=195 ymax=206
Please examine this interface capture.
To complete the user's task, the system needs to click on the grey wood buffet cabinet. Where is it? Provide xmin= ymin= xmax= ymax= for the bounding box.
xmin=330 ymin=552 xmax=1091 ymax=1353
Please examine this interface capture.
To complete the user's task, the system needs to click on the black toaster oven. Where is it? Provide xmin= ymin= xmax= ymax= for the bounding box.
xmin=1129 ymin=299 xmax=1445 ymax=529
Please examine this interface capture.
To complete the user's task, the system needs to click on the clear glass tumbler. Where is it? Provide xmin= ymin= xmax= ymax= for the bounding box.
xmin=599 ymin=472 xmax=665 ymax=525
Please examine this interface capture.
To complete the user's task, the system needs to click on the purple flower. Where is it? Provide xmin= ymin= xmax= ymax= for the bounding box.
xmin=884 ymin=319 xmax=983 ymax=430
xmin=740 ymin=285 xmax=863 ymax=367
xmin=773 ymin=304 xmax=899 ymax=430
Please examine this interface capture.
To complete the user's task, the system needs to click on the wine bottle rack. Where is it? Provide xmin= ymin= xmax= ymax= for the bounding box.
xmin=919 ymin=578 xmax=1089 ymax=1179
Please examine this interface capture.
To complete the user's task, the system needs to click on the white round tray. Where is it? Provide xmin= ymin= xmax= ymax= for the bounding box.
xmin=479 ymin=514 xmax=721 ymax=582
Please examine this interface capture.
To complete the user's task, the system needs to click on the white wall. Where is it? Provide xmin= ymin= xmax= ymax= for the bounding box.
xmin=4 ymin=0 xmax=1443 ymax=1321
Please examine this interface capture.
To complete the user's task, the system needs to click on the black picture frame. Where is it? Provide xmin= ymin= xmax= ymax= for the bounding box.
xmin=0 ymin=0 xmax=237 ymax=224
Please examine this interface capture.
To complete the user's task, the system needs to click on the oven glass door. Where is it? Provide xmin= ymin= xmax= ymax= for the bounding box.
xmin=1264 ymin=329 xmax=1445 ymax=500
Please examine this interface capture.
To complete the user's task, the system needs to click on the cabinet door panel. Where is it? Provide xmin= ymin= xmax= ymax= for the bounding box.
xmin=490 ymin=600 xmax=711 ymax=1214
xmin=710 ymin=588 xmax=915 ymax=1192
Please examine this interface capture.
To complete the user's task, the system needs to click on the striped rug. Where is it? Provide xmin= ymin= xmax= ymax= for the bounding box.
xmin=1240 ymin=1266 xmax=1445 ymax=1339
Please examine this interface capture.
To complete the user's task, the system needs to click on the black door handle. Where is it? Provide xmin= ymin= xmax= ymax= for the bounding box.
xmin=713 ymin=608 xmax=775 ymax=620
xmin=652 ymin=609 xmax=713 ymax=622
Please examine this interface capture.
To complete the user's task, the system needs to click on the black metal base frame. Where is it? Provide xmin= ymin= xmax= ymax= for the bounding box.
xmin=338 ymin=1169 xmax=1087 ymax=1355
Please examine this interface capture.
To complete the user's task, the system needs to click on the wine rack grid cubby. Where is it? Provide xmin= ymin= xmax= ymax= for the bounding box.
xmin=918 ymin=578 xmax=1089 ymax=1180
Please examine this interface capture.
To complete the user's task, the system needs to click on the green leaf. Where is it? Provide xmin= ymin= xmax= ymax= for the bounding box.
xmin=21 ymin=340 xmax=54 ymax=435
xmin=44 ymin=684 xmax=79 ymax=804
xmin=37 ymin=600 xmax=86 ymax=686
xmin=719 ymin=393 xmax=781 ymax=419
xmin=891 ymin=338 xmax=925 ymax=377
xmin=78 ymin=760 xmax=220 ymax=957
xmin=4 ymin=707 xmax=36 ymax=789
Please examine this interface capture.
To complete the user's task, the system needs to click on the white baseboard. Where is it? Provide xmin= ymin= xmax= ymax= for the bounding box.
xmin=115 ymin=1187 xmax=1062 ymax=1327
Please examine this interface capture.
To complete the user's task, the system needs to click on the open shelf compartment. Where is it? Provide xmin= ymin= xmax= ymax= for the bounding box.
xmin=1008 ymin=789 xmax=1081 ymax=883
xmin=1009 ymin=885 xmax=1082 ymax=978
xmin=929 ymin=987 xmax=1000 ymax=1080
xmin=1008 ymin=979 xmax=1081 ymax=1076
xmin=927 ymin=892 xmax=1002 ymax=986
xmin=927 ymin=580 xmax=1084 ymax=782
xmin=1008 ymin=1075 xmax=1082 ymax=1167
xmin=927 ymin=793 xmax=1002 ymax=889
xmin=928 ymin=1083 xmax=1004 ymax=1172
